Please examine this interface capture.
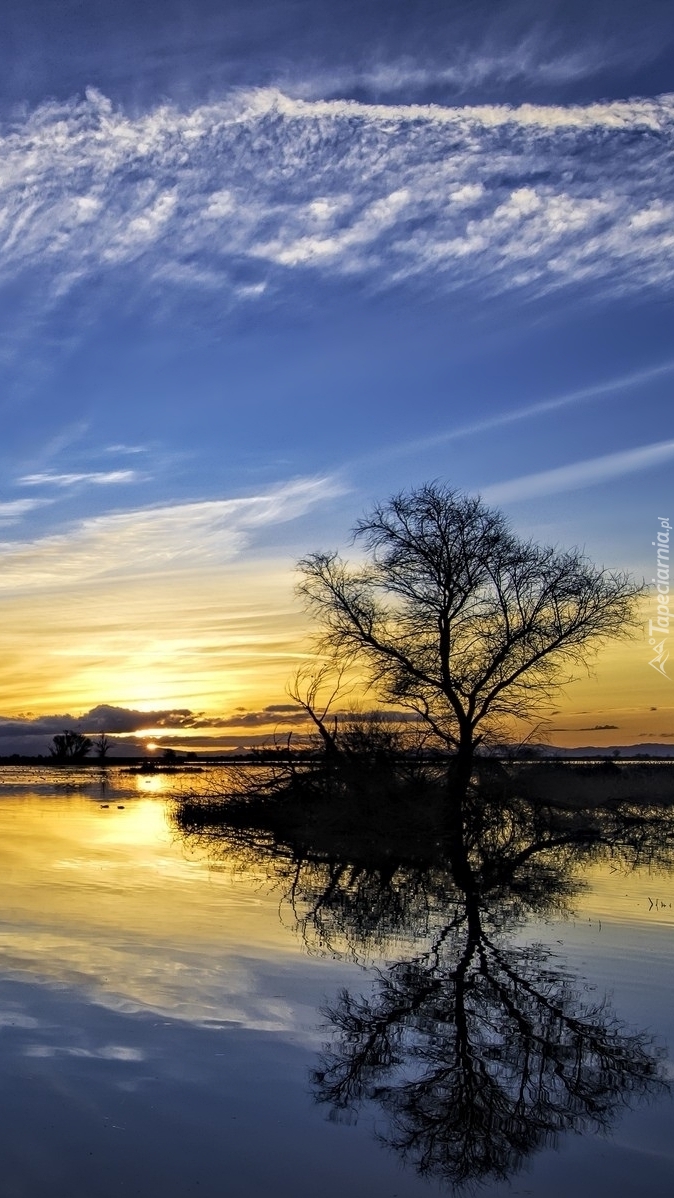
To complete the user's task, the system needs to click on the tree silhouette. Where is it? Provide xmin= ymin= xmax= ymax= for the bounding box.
xmin=298 ymin=484 xmax=641 ymax=795
xmin=314 ymin=924 xmax=664 ymax=1188
xmin=93 ymin=731 xmax=112 ymax=759
xmin=49 ymin=729 xmax=93 ymax=761
xmin=173 ymin=779 xmax=672 ymax=1190
xmin=299 ymin=797 xmax=670 ymax=1188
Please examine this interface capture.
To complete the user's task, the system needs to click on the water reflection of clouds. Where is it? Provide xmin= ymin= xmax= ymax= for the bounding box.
xmin=0 ymin=929 xmax=300 ymax=1030
xmin=0 ymin=905 xmax=306 ymax=1030
xmin=0 ymin=791 xmax=324 ymax=1034
xmin=0 ymin=1011 xmax=40 ymax=1030
xmin=25 ymin=1044 xmax=145 ymax=1060
xmin=0 ymin=786 xmax=672 ymax=1194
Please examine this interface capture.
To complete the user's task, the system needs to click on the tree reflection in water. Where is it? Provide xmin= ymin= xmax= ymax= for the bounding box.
xmin=314 ymin=913 xmax=662 ymax=1188
xmin=175 ymin=788 xmax=673 ymax=1189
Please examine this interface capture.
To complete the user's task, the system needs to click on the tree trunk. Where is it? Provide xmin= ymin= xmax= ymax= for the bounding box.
xmin=447 ymin=731 xmax=475 ymax=809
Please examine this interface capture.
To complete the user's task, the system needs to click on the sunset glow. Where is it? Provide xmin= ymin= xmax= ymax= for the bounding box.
xmin=0 ymin=1 xmax=672 ymax=757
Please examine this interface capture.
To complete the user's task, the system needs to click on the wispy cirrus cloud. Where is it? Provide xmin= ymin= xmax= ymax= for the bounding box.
xmin=0 ymin=475 xmax=343 ymax=592
xmin=313 ymin=37 xmax=657 ymax=98
xmin=0 ymin=499 xmax=51 ymax=527
xmin=0 ymin=86 xmax=673 ymax=320
xmin=349 ymin=359 xmax=674 ymax=470
xmin=482 ymin=438 xmax=674 ymax=504
xmin=18 ymin=470 xmax=142 ymax=487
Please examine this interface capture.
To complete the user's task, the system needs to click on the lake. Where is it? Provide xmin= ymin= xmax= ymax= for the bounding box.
xmin=0 ymin=765 xmax=672 ymax=1197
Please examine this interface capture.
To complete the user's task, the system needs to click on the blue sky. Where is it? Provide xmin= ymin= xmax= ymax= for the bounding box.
xmin=0 ymin=0 xmax=673 ymax=753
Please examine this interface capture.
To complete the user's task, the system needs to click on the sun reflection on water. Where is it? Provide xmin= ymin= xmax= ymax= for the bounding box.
xmin=0 ymin=777 xmax=307 ymax=1030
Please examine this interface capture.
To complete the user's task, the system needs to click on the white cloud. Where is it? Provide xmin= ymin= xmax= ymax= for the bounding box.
xmin=347 ymin=358 xmax=674 ymax=470
xmin=254 ymin=188 xmax=411 ymax=268
xmin=0 ymin=87 xmax=672 ymax=312
xmin=0 ymin=499 xmax=50 ymax=527
xmin=449 ymin=183 xmax=485 ymax=206
xmin=0 ymin=475 xmax=343 ymax=591
xmin=24 ymin=1044 xmax=145 ymax=1061
xmin=18 ymin=470 xmax=141 ymax=487
xmin=299 ymin=27 xmax=664 ymax=100
xmin=0 ymin=927 xmax=302 ymax=1031
xmin=482 ymin=439 xmax=674 ymax=504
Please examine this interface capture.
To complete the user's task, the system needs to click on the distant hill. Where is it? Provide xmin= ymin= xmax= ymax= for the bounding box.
xmin=525 ymin=743 xmax=674 ymax=759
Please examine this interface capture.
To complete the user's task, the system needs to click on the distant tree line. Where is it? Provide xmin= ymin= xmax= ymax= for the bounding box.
xmin=49 ymin=730 xmax=111 ymax=761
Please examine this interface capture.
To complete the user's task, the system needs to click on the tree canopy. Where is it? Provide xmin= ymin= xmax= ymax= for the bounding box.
xmin=49 ymin=729 xmax=93 ymax=761
xmin=298 ymin=483 xmax=641 ymax=780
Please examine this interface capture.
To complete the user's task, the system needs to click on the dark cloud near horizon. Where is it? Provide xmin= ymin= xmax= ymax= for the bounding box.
xmin=550 ymin=723 xmax=620 ymax=731
xmin=0 ymin=701 xmax=421 ymax=754
xmin=0 ymin=703 xmax=243 ymax=756
xmin=0 ymin=703 xmax=671 ymax=757
xmin=0 ymin=703 xmax=200 ymax=743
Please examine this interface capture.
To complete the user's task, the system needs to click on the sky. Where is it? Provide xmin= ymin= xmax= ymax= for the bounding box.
xmin=0 ymin=0 xmax=673 ymax=755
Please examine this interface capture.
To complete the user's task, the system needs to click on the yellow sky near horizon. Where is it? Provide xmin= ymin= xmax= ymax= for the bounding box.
xmin=0 ymin=560 xmax=310 ymax=717
xmin=0 ymin=548 xmax=670 ymax=749
xmin=538 ymin=622 xmax=674 ymax=748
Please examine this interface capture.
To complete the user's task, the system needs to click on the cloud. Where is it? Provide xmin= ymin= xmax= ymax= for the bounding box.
xmin=550 ymin=723 xmax=620 ymax=731
xmin=299 ymin=14 xmax=669 ymax=101
xmin=85 ymin=705 xmax=199 ymax=732
xmin=24 ymin=1044 xmax=145 ymax=1061
xmin=482 ymin=438 xmax=674 ymax=504
xmin=0 ymin=86 xmax=673 ymax=321
xmin=316 ymin=53 xmax=586 ymax=99
xmin=0 ymin=499 xmax=50 ymax=527
xmin=18 ymin=470 xmax=141 ymax=487
xmin=193 ymin=704 xmax=419 ymax=730
xmin=203 ymin=708 xmax=306 ymax=729
xmin=0 ymin=704 xmax=198 ymax=739
xmin=0 ymin=703 xmax=215 ymax=756
xmin=0 ymin=702 xmax=420 ymax=755
xmin=349 ymin=359 xmax=674 ymax=469
xmin=0 ymin=475 xmax=343 ymax=592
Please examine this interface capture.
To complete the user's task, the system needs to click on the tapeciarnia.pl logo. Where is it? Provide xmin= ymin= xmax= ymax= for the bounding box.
xmin=648 ymin=516 xmax=671 ymax=678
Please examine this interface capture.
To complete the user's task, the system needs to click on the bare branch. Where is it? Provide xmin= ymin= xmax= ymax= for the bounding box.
xmin=297 ymin=484 xmax=643 ymax=787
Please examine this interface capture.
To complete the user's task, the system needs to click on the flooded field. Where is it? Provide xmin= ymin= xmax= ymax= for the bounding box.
xmin=0 ymin=766 xmax=672 ymax=1197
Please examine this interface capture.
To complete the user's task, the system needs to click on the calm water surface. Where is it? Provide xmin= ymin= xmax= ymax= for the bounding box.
xmin=0 ymin=766 xmax=672 ymax=1197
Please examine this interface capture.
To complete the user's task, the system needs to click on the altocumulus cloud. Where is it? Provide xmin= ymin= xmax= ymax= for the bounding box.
xmin=0 ymin=475 xmax=342 ymax=592
xmin=1 ymin=87 xmax=673 ymax=311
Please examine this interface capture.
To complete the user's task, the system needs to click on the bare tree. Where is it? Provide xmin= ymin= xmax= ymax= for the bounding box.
xmin=287 ymin=663 xmax=350 ymax=759
xmin=307 ymin=798 xmax=670 ymax=1188
xmin=314 ymin=926 xmax=665 ymax=1188
xmin=93 ymin=732 xmax=112 ymax=760
xmin=298 ymin=484 xmax=641 ymax=794
xmin=49 ymin=729 xmax=93 ymax=761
